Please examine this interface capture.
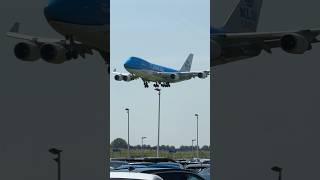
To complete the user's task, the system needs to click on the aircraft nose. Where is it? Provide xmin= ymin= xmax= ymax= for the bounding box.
xmin=124 ymin=57 xmax=134 ymax=69
xmin=43 ymin=0 xmax=107 ymax=25
xmin=44 ymin=0 xmax=64 ymax=22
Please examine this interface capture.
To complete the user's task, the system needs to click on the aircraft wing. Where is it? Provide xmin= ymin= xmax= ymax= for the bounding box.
xmin=179 ymin=70 xmax=210 ymax=79
xmin=6 ymin=22 xmax=94 ymax=58
xmin=212 ymin=29 xmax=320 ymax=53
xmin=157 ymin=70 xmax=210 ymax=80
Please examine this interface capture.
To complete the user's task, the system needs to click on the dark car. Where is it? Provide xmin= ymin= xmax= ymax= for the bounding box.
xmin=111 ymin=157 xmax=177 ymax=163
xmin=110 ymin=160 xmax=129 ymax=171
xmin=116 ymin=162 xmax=183 ymax=170
xmin=115 ymin=167 xmax=205 ymax=180
xmin=185 ymin=164 xmax=210 ymax=173
xmin=198 ymin=167 xmax=210 ymax=180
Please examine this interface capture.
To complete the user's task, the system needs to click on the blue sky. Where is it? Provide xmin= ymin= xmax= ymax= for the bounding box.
xmin=110 ymin=0 xmax=210 ymax=147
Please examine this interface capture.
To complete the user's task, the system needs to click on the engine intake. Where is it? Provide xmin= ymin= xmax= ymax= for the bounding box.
xmin=280 ymin=33 xmax=310 ymax=54
xmin=40 ymin=43 xmax=68 ymax=64
xmin=123 ymin=75 xmax=133 ymax=82
xmin=198 ymin=72 xmax=208 ymax=79
xmin=114 ymin=75 xmax=123 ymax=81
xmin=14 ymin=42 xmax=40 ymax=61
xmin=170 ymin=74 xmax=179 ymax=80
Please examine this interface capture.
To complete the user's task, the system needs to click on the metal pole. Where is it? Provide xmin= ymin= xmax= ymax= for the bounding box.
xmin=49 ymin=148 xmax=62 ymax=180
xmin=141 ymin=136 xmax=146 ymax=157
xmin=156 ymin=88 xmax=161 ymax=157
xmin=57 ymin=153 xmax=61 ymax=180
xmin=125 ymin=108 xmax=130 ymax=158
xmin=192 ymin=139 xmax=195 ymax=158
xmin=195 ymin=114 xmax=199 ymax=158
xmin=141 ymin=137 xmax=143 ymax=157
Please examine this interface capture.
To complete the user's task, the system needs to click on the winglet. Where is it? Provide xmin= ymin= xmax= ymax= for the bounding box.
xmin=10 ymin=22 xmax=20 ymax=33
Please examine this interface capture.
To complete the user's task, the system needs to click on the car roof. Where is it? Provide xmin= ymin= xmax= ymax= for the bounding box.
xmin=185 ymin=164 xmax=211 ymax=168
xmin=110 ymin=172 xmax=163 ymax=180
xmin=111 ymin=157 xmax=177 ymax=163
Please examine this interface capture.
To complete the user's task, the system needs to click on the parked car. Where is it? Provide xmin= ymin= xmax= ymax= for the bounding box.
xmin=185 ymin=164 xmax=210 ymax=173
xmin=116 ymin=162 xmax=183 ymax=170
xmin=111 ymin=160 xmax=129 ymax=170
xmin=115 ymin=168 xmax=205 ymax=180
xmin=110 ymin=172 xmax=163 ymax=180
xmin=198 ymin=167 xmax=210 ymax=180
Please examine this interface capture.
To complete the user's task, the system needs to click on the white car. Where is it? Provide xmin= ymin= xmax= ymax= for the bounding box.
xmin=110 ymin=172 xmax=163 ymax=180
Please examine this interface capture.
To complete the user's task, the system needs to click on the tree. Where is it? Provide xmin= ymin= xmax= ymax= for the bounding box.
xmin=111 ymin=138 xmax=128 ymax=149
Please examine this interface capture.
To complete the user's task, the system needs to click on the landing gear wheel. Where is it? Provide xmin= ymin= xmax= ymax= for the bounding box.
xmin=143 ymin=81 xmax=149 ymax=88
xmin=66 ymin=51 xmax=72 ymax=60
xmin=72 ymin=50 xmax=79 ymax=59
xmin=65 ymin=35 xmax=79 ymax=60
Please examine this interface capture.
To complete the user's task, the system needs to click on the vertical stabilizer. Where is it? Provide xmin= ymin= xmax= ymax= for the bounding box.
xmin=223 ymin=0 xmax=263 ymax=32
xmin=180 ymin=53 xmax=193 ymax=72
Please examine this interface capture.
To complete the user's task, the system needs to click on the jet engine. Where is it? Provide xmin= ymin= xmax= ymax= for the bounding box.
xmin=211 ymin=40 xmax=222 ymax=59
xmin=197 ymin=72 xmax=208 ymax=79
xmin=122 ymin=75 xmax=134 ymax=82
xmin=114 ymin=74 xmax=123 ymax=81
xmin=14 ymin=42 xmax=40 ymax=61
xmin=170 ymin=74 xmax=179 ymax=80
xmin=280 ymin=33 xmax=310 ymax=54
xmin=40 ymin=43 xmax=68 ymax=64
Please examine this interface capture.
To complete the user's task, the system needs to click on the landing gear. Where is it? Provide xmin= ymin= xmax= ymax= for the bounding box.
xmin=143 ymin=81 xmax=149 ymax=88
xmin=153 ymin=82 xmax=160 ymax=88
xmin=65 ymin=35 xmax=79 ymax=60
xmin=160 ymin=82 xmax=170 ymax=88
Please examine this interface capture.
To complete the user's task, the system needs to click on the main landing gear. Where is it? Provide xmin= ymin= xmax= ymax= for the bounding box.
xmin=144 ymin=81 xmax=171 ymax=88
xmin=161 ymin=82 xmax=170 ymax=88
xmin=65 ymin=35 xmax=79 ymax=60
xmin=153 ymin=82 xmax=170 ymax=88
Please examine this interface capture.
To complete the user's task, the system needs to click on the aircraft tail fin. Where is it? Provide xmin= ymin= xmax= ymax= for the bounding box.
xmin=223 ymin=0 xmax=263 ymax=33
xmin=179 ymin=53 xmax=193 ymax=72
xmin=10 ymin=22 xmax=20 ymax=33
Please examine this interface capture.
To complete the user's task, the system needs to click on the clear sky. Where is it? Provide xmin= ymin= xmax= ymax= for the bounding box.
xmin=110 ymin=0 xmax=210 ymax=148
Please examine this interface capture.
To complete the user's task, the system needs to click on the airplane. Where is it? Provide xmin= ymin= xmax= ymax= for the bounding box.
xmin=113 ymin=54 xmax=210 ymax=88
xmin=211 ymin=0 xmax=320 ymax=66
xmin=6 ymin=0 xmax=109 ymax=65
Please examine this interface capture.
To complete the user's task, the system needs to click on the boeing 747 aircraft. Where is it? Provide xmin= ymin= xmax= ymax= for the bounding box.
xmin=6 ymin=0 xmax=109 ymax=64
xmin=113 ymin=54 xmax=210 ymax=88
xmin=211 ymin=0 xmax=320 ymax=66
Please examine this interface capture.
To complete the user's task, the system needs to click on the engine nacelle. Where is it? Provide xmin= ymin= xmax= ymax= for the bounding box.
xmin=280 ymin=33 xmax=310 ymax=54
xmin=40 ymin=43 xmax=68 ymax=64
xmin=170 ymin=74 xmax=179 ymax=80
xmin=122 ymin=75 xmax=134 ymax=82
xmin=211 ymin=40 xmax=222 ymax=59
xmin=198 ymin=72 xmax=208 ymax=79
xmin=114 ymin=74 xmax=123 ymax=81
xmin=14 ymin=42 xmax=40 ymax=61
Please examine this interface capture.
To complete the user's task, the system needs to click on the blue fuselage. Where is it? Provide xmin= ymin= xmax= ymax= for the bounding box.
xmin=43 ymin=0 xmax=109 ymax=52
xmin=124 ymin=57 xmax=180 ymax=82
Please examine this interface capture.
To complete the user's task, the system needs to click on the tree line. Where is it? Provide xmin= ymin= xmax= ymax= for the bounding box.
xmin=111 ymin=138 xmax=210 ymax=152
